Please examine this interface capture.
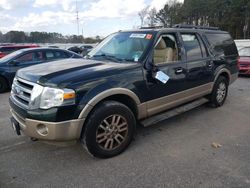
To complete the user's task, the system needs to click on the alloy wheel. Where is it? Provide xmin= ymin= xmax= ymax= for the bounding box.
xmin=96 ymin=114 xmax=128 ymax=151
xmin=216 ymin=82 xmax=227 ymax=103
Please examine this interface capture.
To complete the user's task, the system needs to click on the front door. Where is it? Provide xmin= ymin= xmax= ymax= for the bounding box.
xmin=143 ymin=33 xmax=187 ymax=116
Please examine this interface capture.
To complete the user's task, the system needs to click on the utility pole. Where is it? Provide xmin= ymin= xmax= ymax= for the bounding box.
xmin=76 ymin=0 xmax=79 ymax=36
xmin=243 ymin=5 xmax=248 ymax=39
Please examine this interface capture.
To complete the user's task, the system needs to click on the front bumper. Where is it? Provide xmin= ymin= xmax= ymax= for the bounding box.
xmin=10 ymin=108 xmax=85 ymax=141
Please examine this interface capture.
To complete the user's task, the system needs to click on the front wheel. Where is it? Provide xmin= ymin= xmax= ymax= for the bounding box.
xmin=81 ymin=100 xmax=136 ymax=158
xmin=208 ymin=76 xmax=229 ymax=107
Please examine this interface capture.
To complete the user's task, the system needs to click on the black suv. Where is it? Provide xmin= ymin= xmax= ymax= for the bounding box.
xmin=9 ymin=26 xmax=238 ymax=158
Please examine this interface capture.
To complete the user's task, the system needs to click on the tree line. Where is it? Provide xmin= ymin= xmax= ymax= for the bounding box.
xmin=139 ymin=0 xmax=250 ymax=39
xmin=0 ymin=31 xmax=102 ymax=44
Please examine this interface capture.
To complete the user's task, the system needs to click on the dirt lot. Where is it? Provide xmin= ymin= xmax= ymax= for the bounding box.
xmin=0 ymin=77 xmax=249 ymax=188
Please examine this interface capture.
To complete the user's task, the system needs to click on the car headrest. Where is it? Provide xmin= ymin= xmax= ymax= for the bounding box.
xmin=155 ymin=39 xmax=167 ymax=50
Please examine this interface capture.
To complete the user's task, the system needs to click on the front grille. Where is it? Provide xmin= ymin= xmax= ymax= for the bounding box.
xmin=11 ymin=77 xmax=35 ymax=109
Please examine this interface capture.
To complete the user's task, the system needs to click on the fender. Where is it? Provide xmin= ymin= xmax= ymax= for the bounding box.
xmin=213 ymin=66 xmax=231 ymax=85
xmin=78 ymin=88 xmax=147 ymax=120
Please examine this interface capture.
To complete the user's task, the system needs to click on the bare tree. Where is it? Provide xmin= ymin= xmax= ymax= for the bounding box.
xmin=147 ymin=8 xmax=158 ymax=27
xmin=138 ymin=6 xmax=150 ymax=27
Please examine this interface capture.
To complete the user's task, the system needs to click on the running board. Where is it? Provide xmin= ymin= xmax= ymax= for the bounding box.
xmin=141 ymin=98 xmax=209 ymax=127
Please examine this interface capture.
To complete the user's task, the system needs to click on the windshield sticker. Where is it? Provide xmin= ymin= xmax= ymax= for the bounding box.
xmin=130 ymin=34 xmax=146 ymax=38
xmin=146 ymin=34 xmax=153 ymax=40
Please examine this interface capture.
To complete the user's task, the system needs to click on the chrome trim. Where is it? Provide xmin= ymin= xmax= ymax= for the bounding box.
xmin=10 ymin=95 xmax=29 ymax=110
xmin=11 ymin=77 xmax=34 ymax=110
xmin=16 ymin=77 xmax=36 ymax=86
xmin=15 ymin=93 xmax=30 ymax=102
xmin=13 ymin=81 xmax=32 ymax=94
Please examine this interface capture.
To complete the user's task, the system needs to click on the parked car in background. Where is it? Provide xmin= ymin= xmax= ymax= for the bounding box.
xmin=238 ymin=47 xmax=250 ymax=75
xmin=67 ymin=46 xmax=82 ymax=54
xmin=0 ymin=45 xmax=39 ymax=58
xmin=235 ymin=39 xmax=250 ymax=50
xmin=79 ymin=44 xmax=94 ymax=56
xmin=0 ymin=47 xmax=82 ymax=93
xmin=68 ymin=44 xmax=95 ymax=56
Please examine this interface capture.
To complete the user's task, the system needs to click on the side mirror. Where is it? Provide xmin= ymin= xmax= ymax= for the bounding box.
xmin=154 ymin=71 xmax=170 ymax=84
xmin=9 ymin=60 xmax=20 ymax=66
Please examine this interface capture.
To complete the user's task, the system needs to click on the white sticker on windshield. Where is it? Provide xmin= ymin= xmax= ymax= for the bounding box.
xmin=130 ymin=34 xmax=146 ymax=38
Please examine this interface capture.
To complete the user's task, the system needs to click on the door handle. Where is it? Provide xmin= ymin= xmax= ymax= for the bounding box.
xmin=207 ymin=61 xmax=213 ymax=68
xmin=175 ymin=67 xmax=183 ymax=74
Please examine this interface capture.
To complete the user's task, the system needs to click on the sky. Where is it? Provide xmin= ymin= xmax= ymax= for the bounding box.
xmin=0 ymin=0 xmax=183 ymax=37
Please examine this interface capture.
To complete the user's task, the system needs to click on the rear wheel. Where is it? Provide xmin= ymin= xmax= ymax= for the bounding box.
xmin=0 ymin=77 xmax=8 ymax=93
xmin=209 ymin=76 xmax=229 ymax=107
xmin=81 ymin=100 xmax=136 ymax=158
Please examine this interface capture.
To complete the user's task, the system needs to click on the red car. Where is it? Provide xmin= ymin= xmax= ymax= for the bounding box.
xmin=0 ymin=45 xmax=39 ymax=58
xmin=238 ymin=47 xmax=250 ymax=75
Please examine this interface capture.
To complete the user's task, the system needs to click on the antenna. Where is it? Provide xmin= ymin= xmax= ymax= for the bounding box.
xmin=76 ymin=0 xmax=79 ymax=35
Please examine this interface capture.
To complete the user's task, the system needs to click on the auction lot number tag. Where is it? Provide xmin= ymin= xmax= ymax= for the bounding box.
xmin=130 ymin=34 xmax=146 ymax=38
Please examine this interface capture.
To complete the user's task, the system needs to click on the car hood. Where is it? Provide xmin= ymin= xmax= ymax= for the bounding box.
xmin=17 ymin=58 xmax=139 ymax=87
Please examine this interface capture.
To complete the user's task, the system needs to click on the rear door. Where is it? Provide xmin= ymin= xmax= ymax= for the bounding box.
xmin=180 ymin=32 xmax=213 ymax=90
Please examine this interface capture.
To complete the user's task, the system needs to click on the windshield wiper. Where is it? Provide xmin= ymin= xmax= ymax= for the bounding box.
xmin=92 ymin=54 xmax=122 ymax=63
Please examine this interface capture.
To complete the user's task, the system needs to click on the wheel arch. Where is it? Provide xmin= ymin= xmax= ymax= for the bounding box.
xmin=214 ymin=68 xmax=231 ymax=85
xmin=78 ymin=88 xmax=146 ymax=121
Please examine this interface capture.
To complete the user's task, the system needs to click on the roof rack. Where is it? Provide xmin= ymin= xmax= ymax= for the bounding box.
xmin=173 ymin=24 xmax=219 ymax=31
xmin=140 ymin=26 xmax=164 ymax=29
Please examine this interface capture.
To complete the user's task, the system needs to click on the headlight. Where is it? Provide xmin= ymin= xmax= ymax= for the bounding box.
xmin=29 ymin=84 xmax=76 ymax=110
xmin=40 ymin=88 xmax=75 ymax=109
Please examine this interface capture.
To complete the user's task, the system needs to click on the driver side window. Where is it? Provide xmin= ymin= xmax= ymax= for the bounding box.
xmin=154 ymin=34 xmax=179 ymax=65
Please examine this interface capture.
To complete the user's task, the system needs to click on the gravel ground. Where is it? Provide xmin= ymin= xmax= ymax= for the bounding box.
xmin=0 ymin=77 xmax=249 ymax=188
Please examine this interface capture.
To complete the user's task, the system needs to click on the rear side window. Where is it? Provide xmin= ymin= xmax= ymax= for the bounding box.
xmin=205 ymin=33 xmax=238 ymax=56
xmin=181 ymin=33 xmax=204 ymax=61
xmin=45 ymin=51 xmax=55 ymax=60
xmin=54 ymin=51 xmax=70 ymax=58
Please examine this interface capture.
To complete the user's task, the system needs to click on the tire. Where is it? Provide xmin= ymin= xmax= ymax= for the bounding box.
xmin=208 ymin=76 xmax=229 ymax=107
xmin=81 ymin=100 xmax=136 ymax=158
xmin=0 ymin=76 xmax=8 ymax=93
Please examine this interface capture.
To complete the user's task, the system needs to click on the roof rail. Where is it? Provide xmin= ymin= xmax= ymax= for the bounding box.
xmin=173 ymin=24 xmax=219 ymax=31
xmin=140 ymin=26 xmax=164 ymax=29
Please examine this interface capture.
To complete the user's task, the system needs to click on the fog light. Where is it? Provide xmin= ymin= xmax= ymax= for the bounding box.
xmin=37 ymin=124 xmax=48 ymax=136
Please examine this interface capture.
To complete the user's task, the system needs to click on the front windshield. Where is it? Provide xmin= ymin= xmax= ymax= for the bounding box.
xmin=87 ymin=32 xmax=154 ymax=63
xmin=0 ymin=50 xmax=23 ymax=63
xmin=239 ymin=47 xmax=250 ymax=57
